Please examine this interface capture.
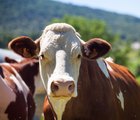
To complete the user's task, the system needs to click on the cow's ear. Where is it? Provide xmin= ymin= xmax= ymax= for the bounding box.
xmin=82 ymin=38 xmax=111 ymax=59
xmin=8 ymin=36 xmax=39 ymax=58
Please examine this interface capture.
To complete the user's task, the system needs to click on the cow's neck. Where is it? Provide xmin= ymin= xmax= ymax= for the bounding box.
xmin=49 ymin=97 xmax=71 ymax=120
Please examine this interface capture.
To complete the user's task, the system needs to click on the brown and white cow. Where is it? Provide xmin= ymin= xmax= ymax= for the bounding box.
xmin=8 ymin=23 xmax=140 ymax=120
xmin=0 ymin=57 xmax=41 ymax=120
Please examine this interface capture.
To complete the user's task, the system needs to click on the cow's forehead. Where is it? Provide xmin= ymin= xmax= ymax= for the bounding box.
xmin=39 ymin=23 xmax=82 ymax=54
xmin=43 ymin=23 xmax=77 ymax=33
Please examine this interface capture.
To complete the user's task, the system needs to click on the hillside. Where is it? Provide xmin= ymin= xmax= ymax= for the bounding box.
xmin=0 ymin=0 xmax=140 ymax=48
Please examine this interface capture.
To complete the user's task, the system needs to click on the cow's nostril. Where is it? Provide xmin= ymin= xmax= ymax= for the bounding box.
xmin=51 ymin=82 xmax=59 ymax=93
xmin=50 ymin=80 xmax=75 ymax=97
xmin=68 ymin=82 xmax=75 ymax=93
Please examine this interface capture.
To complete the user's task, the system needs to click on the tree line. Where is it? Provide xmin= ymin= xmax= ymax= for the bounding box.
xmin=1 ymin=15 xmax=140 ymax=81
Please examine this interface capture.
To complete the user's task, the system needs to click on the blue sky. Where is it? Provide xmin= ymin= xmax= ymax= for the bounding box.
xmin=54 ymin=0 xmax=140 ymax=18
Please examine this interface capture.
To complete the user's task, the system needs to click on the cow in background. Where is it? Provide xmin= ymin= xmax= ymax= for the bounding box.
xmin=8 ymin=23 xmax=140 ymax=120
xmin=0 ymin=56 xmax=44 ymax=120
xmin=5 ymin=57 xmax=46 ymax=119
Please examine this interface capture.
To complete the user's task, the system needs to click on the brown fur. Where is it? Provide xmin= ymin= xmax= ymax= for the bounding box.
xmin=43 ymin=58 xmax=140 ymax=120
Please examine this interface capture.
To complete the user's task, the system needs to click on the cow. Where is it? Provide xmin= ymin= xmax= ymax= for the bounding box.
xmin=8 ymin=23 xmax=140 ymax=120
xmin=0 ymin=57 xmax=42 ymax=120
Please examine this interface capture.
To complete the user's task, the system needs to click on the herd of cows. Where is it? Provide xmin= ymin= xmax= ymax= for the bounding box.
xmin=1 ymin=23 xmax=140 ymax=120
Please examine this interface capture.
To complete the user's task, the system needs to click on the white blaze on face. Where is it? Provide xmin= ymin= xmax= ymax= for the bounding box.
xmin=54 ymin=50 xmax=67 ymax=75
xmin=38 ymin=23 xmax=82 ymax=120
xmin=47 ymin=50 xmax=77 ymax=96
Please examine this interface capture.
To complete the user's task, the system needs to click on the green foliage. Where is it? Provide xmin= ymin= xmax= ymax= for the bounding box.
xmin=0 ymin=0 xmax=140 ymax=48
xmin=109 ymin=39 xmax=132 ymax=66
xmin=0 ymin=32 xmax=14 ymax=48
xmin=40 ymin=115 xmax=44 ymax=120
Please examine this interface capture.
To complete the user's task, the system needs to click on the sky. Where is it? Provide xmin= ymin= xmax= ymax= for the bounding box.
xmin=54 ymin=0 xmax=140 ymax=18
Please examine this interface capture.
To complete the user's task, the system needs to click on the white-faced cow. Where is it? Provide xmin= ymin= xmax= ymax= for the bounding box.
xmin=8 ymin=23 xmax=140 ymax=120
xmin=0 ymin=57 xmax=40 ymax=120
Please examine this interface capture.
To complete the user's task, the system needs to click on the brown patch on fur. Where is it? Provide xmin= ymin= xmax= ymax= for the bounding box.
xmin=5 ymin=90 xmax=27 ymax=120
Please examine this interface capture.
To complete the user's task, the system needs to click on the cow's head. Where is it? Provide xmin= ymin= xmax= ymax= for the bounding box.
xmin=9 ymin=23 xmax=111 ymax=119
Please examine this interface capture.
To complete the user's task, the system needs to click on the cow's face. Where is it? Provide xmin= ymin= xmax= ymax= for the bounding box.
xmin=38 ymin=27 xmax=82 ymax=98
xmin=8 ymin=23 xmax=111 ymax=119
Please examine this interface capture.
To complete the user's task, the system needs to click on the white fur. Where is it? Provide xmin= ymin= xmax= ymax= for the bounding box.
xmin=117 ymin=90 xmax=124 ymax=110
xmin=43 ymin=23 xmax=76 ymax=34
xmin=97 ymin=58 xmax=110 ymax=78
xmin=49 ymin=97 xmax=71 ymax=120
xmin=105 ymin=59 xmax=114 ymax=72
xmin=97 ymin=58 xmax=114 ymax=89
xmin=105 ymin=57 xmax=114 ymax=63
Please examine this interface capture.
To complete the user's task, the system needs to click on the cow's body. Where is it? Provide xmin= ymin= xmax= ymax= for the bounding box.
xmin=0 ymin=58 xmax=40 ymax=120
xmin=8 ymin=23 xmax=140 ymax=120
xmin=43 ymin=58 xmax=140 ymax=120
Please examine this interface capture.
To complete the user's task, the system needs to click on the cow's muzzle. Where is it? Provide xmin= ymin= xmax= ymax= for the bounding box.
xmin=50 ymin=80 xmax=75 ymax=97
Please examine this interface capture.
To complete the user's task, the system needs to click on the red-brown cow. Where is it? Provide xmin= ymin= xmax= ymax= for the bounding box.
xmin=43 ymin=58 xmax=140 ymax=120
xmin=8 ymin=23 xmax=140 ymax=120
xmin=0 ymin=57 xmax=40 ymax=120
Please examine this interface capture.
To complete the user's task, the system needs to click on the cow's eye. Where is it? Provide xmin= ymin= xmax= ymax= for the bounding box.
xmin=77 ymin=54 xmax=81 ymax=59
